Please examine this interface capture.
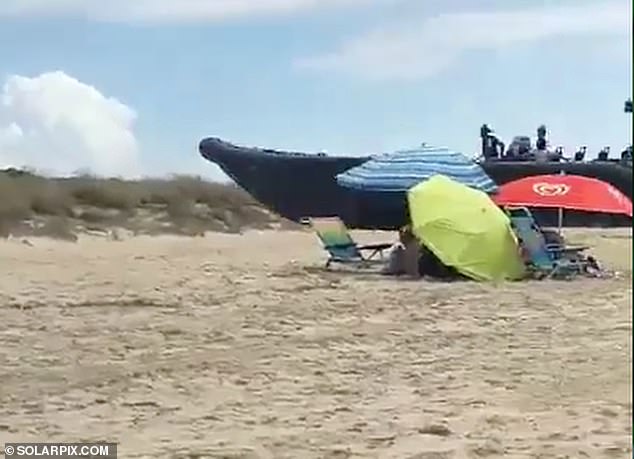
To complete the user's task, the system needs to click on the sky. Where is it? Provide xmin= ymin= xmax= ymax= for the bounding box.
xmin=0 ymin=0 xmax=631 ymax=180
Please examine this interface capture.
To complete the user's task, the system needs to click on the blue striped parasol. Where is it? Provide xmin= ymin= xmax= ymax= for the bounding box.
xmin=336 ymin=144 xmax=498 ymax=193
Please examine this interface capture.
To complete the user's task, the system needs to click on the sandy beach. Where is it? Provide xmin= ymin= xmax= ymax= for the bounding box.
xmin=0 ymin=227 xmax=631 ymax=458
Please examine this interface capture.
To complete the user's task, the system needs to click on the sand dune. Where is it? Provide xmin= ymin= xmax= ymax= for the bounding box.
xmin=0 ymin=228 xmax=631 ymax=458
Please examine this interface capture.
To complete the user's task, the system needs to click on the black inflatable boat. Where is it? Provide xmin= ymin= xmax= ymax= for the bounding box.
xmin=199 ymin=136 xmax=632 ymax=229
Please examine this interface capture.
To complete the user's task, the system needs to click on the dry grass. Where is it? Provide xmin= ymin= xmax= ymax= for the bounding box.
xmin=0 ymin=168 xmax=281 ymax=239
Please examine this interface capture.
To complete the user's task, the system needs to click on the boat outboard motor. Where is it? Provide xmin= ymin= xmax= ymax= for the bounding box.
xmin=598 ymin=146 xmax=610 ymax=161
xmin=574 ymin=146 xmax=587 ymax=162
xmin=621 ymin=145 xmax=632 ymax=161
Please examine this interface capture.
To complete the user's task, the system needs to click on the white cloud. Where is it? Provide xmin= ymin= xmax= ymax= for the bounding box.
xmin=0 ymin=71 xmax=140 ymax=177
xmin=0 ymin=0 xmax=392 ymax=23
xmin=296 ymin=1 xmax=632 ymax=80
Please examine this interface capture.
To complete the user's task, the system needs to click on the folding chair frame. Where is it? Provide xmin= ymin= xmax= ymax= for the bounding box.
xmin=308 ymin=216 xmax=392 ymax=269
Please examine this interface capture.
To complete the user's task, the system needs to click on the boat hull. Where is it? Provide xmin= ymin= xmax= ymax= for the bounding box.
xmin=200 ymin=137 xmax=632 ymax=229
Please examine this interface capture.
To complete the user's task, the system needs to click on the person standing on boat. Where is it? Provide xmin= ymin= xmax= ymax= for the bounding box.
xmin=480 ymin=124 xmax=496 ymax=159
xmin=574 ymin=146 xmax=587 ymax=161
xmin=536 ymin=125 xmax=547 ymax=151
xmin=598 ymin=146 xmax=610 ymax=161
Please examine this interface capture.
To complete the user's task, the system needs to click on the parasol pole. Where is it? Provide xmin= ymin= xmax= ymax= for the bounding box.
xmin=557 ymin=169 xmax=565 ymax=234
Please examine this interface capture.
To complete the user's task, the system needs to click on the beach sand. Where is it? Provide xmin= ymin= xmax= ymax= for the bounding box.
xmin=0 ymin=228 xmax=631 ymax=458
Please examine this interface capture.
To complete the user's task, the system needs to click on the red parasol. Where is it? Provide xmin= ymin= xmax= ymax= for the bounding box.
xmin=493 ymin=174 xmax=632 ymax=217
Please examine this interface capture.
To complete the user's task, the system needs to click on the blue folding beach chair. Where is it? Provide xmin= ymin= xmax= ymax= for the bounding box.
xmin=506 ymin=207 xmax=588 ymax=279
xmin=310 ymin=217 xmax=392 ymax=269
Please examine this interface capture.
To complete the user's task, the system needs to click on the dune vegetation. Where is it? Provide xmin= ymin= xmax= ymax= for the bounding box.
xmin=0 ymin=168 xmax=291 ymax=240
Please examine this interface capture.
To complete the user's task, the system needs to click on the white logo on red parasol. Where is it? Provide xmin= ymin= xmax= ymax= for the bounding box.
xmin=532 ymin=182 xmax=570 ymax=196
